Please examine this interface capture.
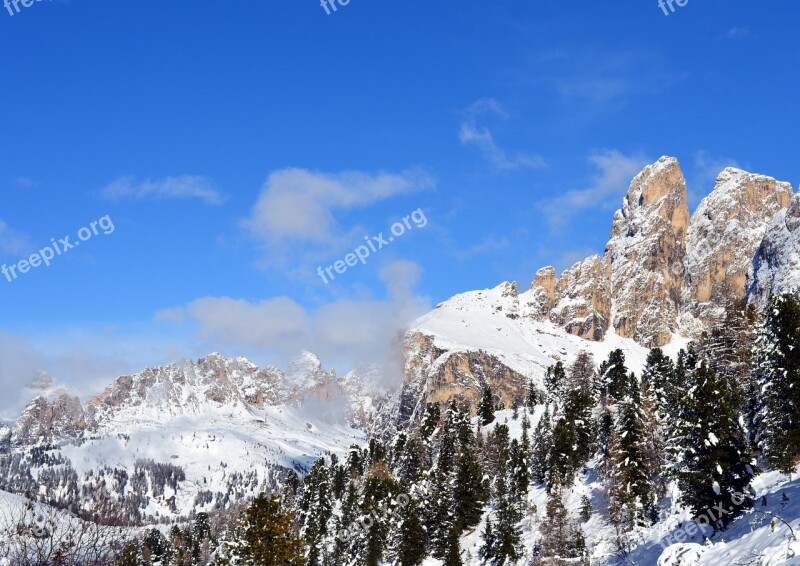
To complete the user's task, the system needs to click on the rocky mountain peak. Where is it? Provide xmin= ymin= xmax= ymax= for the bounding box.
xmin=747 ymin=191 xmax=800 ymax=310
xmin=605 ymin=156 xmax=689 ymax=346
xmin=12 ymin=394 xmax=86 ymax=447
xmin=682 ymin=167 xmax=794 ymax=330
xmin=550 ymin=255 xmax=610 ymax=341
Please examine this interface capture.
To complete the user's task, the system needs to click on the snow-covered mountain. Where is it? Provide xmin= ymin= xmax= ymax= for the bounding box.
xmin=0 ymin=352 xmax=388 ymax=524
xmin=400 ymin=157 xmax=797 ymax=422
xmin=2 ymin=155 xmax=800 ymax=565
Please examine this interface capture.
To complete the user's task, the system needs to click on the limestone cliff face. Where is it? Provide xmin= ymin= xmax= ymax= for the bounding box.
xmin=11 ymin=394 xmax=86 ymax=447
xmin=399 ymin=330 xmax=529 ymax=423
xmin=399 ymin=157 xmax=799 ymax=417
xmin=682 ymin=168 xmax=794 ymax=330
xmin=528 ymin=266 xmax=558 ymax=319
xmin=0 ymin=424 xmax=12 ymax=454
xmin=550 ymin=255 xmax=610 ymax=341
xmin=526 ymin=157 xmax=690 ymax=347
xmin=605 ymin=156 xmax=690 ymax=347
xmin=746 ymin=192 xmax=800 ymax=310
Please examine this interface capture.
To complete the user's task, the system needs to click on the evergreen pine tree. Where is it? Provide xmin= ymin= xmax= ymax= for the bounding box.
xmin=227 ymin=494 xmax=305 ymax=566
xmin=598 ymin=349 xmax=628 ymax=401
xmin=548 ymin=417 xmax=577 ymax=488
xmin=608 ymin=388 xmax=653 ymax=528
xmin=544 ymin=362 xmax=568 ymax=405
xmin=756 ymin=294 xmax=800 ymax=474
xmin=534 ymin=484 xmax=587 ymax=566
xmin=563 ymin=385 xmax=595 ymax=473
xmin=397 ymin=493 xmax=427 ymax=566
xmin=671 ymin=362 xmax=757 ymax=529
xmin=493 ymin=457 xmax=522 ymax=564
xmin=531 ymin=408 xmax=552 ymax=485
xmin=479 ymin=517 xmax=497 ymax=564
xmin=299 ymin=458 xmax=333 ymax=564
xmin=478 ymin=386 xmax=496 ymax=426
xmin=526 ymin=379 xmax=539 ymax=409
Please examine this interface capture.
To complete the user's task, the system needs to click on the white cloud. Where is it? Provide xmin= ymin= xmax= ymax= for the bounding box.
xmin=450 ymin=236 xmax=510 ymax=260
xmin=244 ymin=168 xmax=433 ymax=244
xmin=0 ymin=220 xmax=31 ymax=257
xmin=14 ymin=177 xmax=40 ymax=188
xmin=100 ymin=175 xmax=226 ymax=205
xmin=241 ymin=168 xmax=433 ymax=271
xmin=0 ymin=330 xmax=141 ymax=420
xmin=156 ymin=260 xmax=430 ymax=381
xmin=459 ymin=99 xmax=546 ymax=170
xmin=725 ymin=27 xmax=750 ymax=39
xmin=539 ymin=150 xmax=650 ymax=230
xmin=533 ymin=48 xmax=685 ymax=109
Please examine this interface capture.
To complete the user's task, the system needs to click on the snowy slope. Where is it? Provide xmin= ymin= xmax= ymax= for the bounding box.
xmin=2 ymin=352 xmax=371 ymax=523
xmin=411 ymin=281 xmax=688 ymax=383
xmin=456 ymin=410 xmax=800 ymax=566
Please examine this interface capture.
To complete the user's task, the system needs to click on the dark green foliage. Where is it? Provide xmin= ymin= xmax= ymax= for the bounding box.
xmin=397 ymin=493 xmax=427 ymax=566
xmin=526 ymin=379 xmax=539 ymax=409
xmin=544 ymin=362 xmax=567 ymax=404
xmin=531 ymin=408 xmax=552 ymax=485
xmin=756 ymin=294 xmax=800 ymax=474
xmin=670 ymin=362 xmax=757 ymax=529
xmin=478 ymin=386 xmax=496 ymax=426
xmin=598 ymin=349 xmax=628 ymax=401
xmin=233 ymin=494 xmax=306 ymax=565
xmin=608 ymin=391 xmax=653 ymax=528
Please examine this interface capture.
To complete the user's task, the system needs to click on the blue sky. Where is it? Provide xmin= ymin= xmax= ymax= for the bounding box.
xmin=1 ymin=0 xmax=798 ymax=415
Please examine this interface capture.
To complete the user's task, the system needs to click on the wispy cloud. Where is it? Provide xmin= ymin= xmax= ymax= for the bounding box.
xmin=0 ymin=220 xmax=32 ymax=257
xmin=100 ymin=175 xmax=226 ymax=205
xmin=450 ymin=236 xmax=510 ymax=260
xmin=725 ymin=27 xmax=750 ymax=39
xmin=525 ymin=48 xmax=684 ymax=111
xmin=458 ymin=98 xmax=546 ymax=170
xmin=156 ymin=260 xmax=430 ymax=384
xmin=538 ymin=150 xmax=650 ymax=231
xmin=14 ymin=177 xmax=40 ymax=188
xmin=241 ymin=167 xmax=434 ymax=270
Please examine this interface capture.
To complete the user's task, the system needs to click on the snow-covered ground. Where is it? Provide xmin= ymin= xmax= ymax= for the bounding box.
xmin=16 ymin=401 xmax=365 ymax=520
xmin=413 ymin=281 xmax=689 ymax=384
xmin=449 ymin=409 xmax=800 ymax=566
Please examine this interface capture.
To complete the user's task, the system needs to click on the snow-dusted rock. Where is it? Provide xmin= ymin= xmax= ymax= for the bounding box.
xmin=683 ymin=168 xmax=793 ymax=330
xmin=550 ymin=254 xmax=611 ymax=341
xmin=747 ymin=191 xmax=800 ymax=309
xmin=605 ymin=156 xmax=690 ymax=347
xmin=0 ymin=423 xmax=10 ymax=454
xmin=12 ymin=394 xmax=86 ymax=447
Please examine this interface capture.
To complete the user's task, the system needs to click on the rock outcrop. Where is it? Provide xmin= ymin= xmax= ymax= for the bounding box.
xmin=605 ymin=156 xmax=690 ymax=347
xmin=550 ymin=255 xmax=610 ymax=341
xmin=526 ymin=157 xmax=691 ymax=347
xmin=12 ymin=394 xmax=86 ymax=447
xmin=400 ymin=156 xmax=799 ymax=414
xmin=399 ymin=329 xmax=530 ymax=423
xmin=747 ymin=192 xmax=800 ymax=310
xmin=683 ymin=168 xmax=793 ymax=329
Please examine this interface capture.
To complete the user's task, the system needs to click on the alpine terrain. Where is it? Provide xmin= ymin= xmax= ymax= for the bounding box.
xmin=3 ymin=156 xmax=800 ymax=566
